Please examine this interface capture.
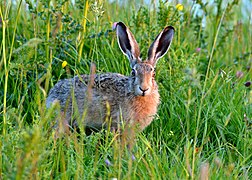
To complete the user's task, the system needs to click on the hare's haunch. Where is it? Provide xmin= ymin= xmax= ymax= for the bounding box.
xmin=46 ymin=22 xmax=174 ymax=132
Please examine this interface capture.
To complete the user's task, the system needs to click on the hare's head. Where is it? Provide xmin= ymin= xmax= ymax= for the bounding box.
xmin=116 ymin=22 xmax=174 ymax=96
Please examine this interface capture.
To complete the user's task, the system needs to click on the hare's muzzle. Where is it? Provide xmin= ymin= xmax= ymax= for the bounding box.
xmin=139 ymin=87 xmax=149 ymax=96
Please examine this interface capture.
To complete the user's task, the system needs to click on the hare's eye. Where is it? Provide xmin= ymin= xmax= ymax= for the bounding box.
xmin=131 ymin=69 xmax=136 ymax=76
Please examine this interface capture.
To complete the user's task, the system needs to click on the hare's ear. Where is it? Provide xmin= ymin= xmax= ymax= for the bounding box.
xmin=147 ymin=26 xmax=174 ymax=67
xmin=116 ymin=22 xmax=141 ymax=68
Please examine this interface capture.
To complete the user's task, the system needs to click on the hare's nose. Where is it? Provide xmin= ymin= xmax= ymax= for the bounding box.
xmin=139 ymin=87 xmax=149 ymax=93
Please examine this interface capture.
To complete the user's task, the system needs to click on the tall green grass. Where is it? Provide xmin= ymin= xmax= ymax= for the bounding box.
xmin=1 ymin=0 xmax=252 ymax=179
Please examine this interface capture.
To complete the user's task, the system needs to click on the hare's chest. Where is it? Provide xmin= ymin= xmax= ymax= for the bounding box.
xmin=126 ymin=93 xmax=160 ymax=130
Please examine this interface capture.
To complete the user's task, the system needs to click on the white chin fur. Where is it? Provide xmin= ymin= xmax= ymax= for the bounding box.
xmin=134 ymin=85 xmax=151 ymax=96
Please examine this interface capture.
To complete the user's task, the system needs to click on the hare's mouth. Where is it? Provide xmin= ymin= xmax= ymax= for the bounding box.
xmin=135 ymin=85 xmax=151 ymax=96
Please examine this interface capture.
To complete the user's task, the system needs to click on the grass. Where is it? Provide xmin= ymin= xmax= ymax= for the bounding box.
xmin=1 ymin=0 xmax=252 ymax=179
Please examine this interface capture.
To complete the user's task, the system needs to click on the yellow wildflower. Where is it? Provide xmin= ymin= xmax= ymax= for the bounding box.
xmin=62 ymin=61 xmax=67 ymax=68
xmin=176 ymin=4 xmax=183 ymax=11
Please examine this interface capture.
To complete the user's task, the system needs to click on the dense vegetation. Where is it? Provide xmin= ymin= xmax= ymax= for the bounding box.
xmin=1 ymin=0 xmax=251 ymax=179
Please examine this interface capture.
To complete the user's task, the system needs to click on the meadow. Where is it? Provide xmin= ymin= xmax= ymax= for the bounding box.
xmin=0 ymin=0 xmax=252 ymax=179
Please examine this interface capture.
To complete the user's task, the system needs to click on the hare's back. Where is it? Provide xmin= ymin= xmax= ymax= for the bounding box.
xmin=87 ymin=73 xmax=130 ymax=95
xmin=46 ymin=78 xmax=78 ymax=108
xmin=46 ymin=73 xmax=130 ymax=108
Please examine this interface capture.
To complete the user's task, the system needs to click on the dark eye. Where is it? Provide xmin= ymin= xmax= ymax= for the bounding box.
xmin=131 ymin=69 xmax=136 ymax=76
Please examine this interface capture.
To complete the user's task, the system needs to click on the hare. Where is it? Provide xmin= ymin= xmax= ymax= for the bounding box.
xmin=46 ymin=22 xmax=174 ymax=134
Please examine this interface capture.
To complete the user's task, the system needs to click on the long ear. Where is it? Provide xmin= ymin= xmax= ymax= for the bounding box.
xmin=147 ymin=26 xmax=174 ymax=67
xmin=116 ymin=22 xmax=141 ymax=68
